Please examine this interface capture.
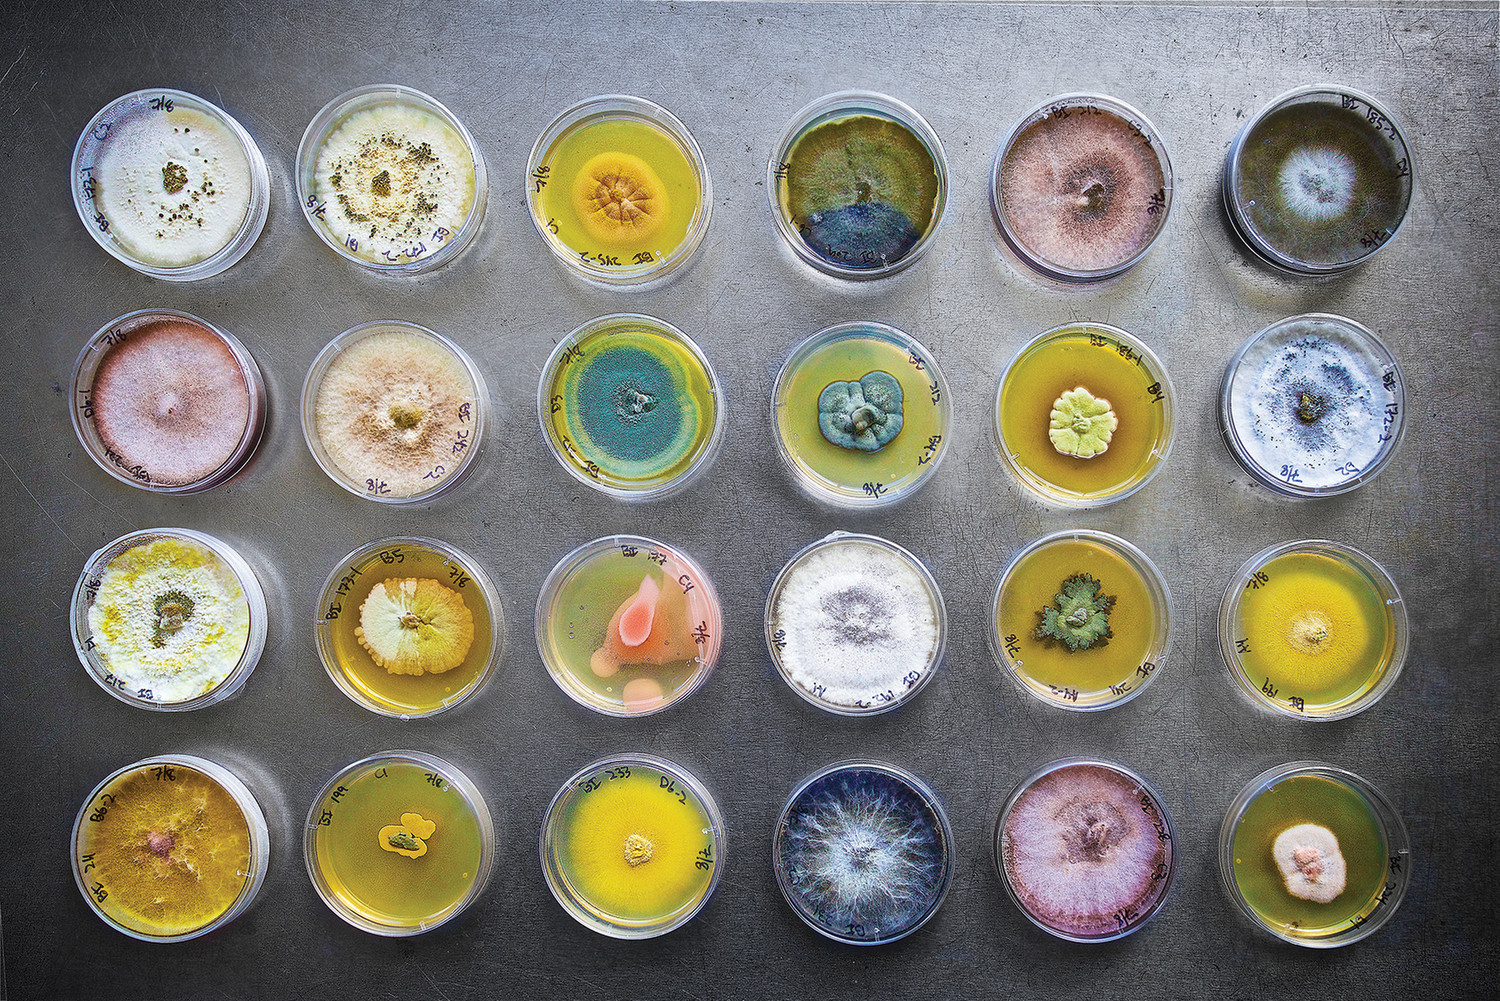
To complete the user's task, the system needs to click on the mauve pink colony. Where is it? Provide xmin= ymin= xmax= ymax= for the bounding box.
xmin=89 ymin=318 xmax=251 ymax=486
xmin=998 ymin=111 xmax=1165 ymax=273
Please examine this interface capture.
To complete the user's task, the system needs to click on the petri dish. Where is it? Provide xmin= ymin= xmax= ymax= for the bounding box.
xmin=526 ymin=95 xmax=711 ymax=286
xmin=72 ymin=88 xmax=270 ymax=281
xmin=769 ymin=91 xmax=948 ymax=279
xmin=765 ymin=532 xmax=946 ymax=715
xmin=70 ymin=308 xmax=266 ymax=493
xmin=535 ymin=536 xmax=721 ymax=717
xmin=1224 ymin=86 xmax=1414 ymax=274
xmin=995 ymin=322 xmax=1175 ymax=508
xmin=990 ymin=530 xmax=1171 ymax=711
xmin=297 ymin=84 xmax=487 ymax=273
xmin=302 ymin=320 xmax=488 ymax=504
xmin=1219 ymin=540 xmax=1407 ymax=721
xmin=995 ymin=757 xmax=1175 ymax=942
xmin=315 ymin=537 xmax=503 ymax=719
xmin=1220 ymin=314 xmax=1404 ymax=497
xmin=772 ymin=322 xmax=951 ymax=508
xmin=72 ymin=754 xmax=269 ymax=942
xmin=71 ymin=528 xmax=267 ymax=711
xmin=773 ymin=760 xmax=953 ymax=945
xmin=1221 ymin=761 xmax=1411 ymax=947
xmin=306 ymin=750 xmax=495 ymax=936
xmin=538 ymin=314 xmax=724 ymax=499
xmin=540 ymin=753 xmax=725 ymax=939
xmin=992 ymin=94 xmax=1174 ymax=282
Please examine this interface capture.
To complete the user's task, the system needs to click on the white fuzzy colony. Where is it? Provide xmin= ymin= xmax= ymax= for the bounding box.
xmin=1276 ymin=146 xmax=1357 ymax=222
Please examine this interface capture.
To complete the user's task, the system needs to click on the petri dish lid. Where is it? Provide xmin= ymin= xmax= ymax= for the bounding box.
xmin=72 ymin=88 xmax=270 ymax=281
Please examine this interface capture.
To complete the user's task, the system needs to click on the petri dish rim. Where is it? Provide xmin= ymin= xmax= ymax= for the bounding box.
xmin=763 ymin=531 xmax=947 ymax=717
xmin=71 ymin=88 xmax=271 ymax=282
xmin=533 ymin=534 xmax=723 ymax=718
xmin=535 ymin=312 xmax=726 ymax=500
xmin=71 ymin=753 xmax=271 ymax=943
xmin=300 ymin=319 xmax=489 ymax=505
xmin=767 ymin=90 xmax=950 ymax=281
xmin=1222 ymin=84 xmax=1415 ymax=275
xmin=303 ymin=749 xmax=496 ymax=937
xmin=990 ymin=92 xmax=1175 ymax=283
xmin=313 ymin=535 xmax=505 ymax=719
xmin=1218 ymin=312 xmax=1406 ymax=499
xmin=1217 ymin=538 xmax=1408 ymax=721
xmin=992 ymin=755 xmax=1177 ymax=943
xmin=771 ymin=758 xmax=955 ymax=946
xmin=538 ymin=751 xmax=727 ymax=940
xmin=70 ymin=307 xmax=267 ymax=495
xmin=295 ymin=83 xmax=489 ymax=274
xmin=988 ymin=528 xmax=1173 ymax=712
xmin=524 ymin=94 xmax=713 ymax=287
xmin=1218 ymin=760 xmax=1412 ymax=948
xmin=70 ymin=527 xmax=268 ymax=712
xmin=771 ymin=320 xmax=953 ymax=509
xmin=994 ymin=321 xmax=1176 ymax=509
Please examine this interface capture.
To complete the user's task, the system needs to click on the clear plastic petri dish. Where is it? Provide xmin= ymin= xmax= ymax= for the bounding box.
xmin=305 ymin=750 xmax=495 ymax=937
xmin=1220 ymin=761 xmax=1411 ymax=947
xmin=995 ymin=757 xmax=1175 ymax=943
xmin=72 ymin=88 xmax=270 ymax=281
xmin=71 ymin=528 xmax=267 ymax=711
xmin=314 ymin=537 xmax=504 ymax=719
xmin=1219 ymin=540 xmax=1407 ymax=721
xmin=538 ymin=314 xmax=724 ymax=499
xmin=1220 ymin=314 xmax=1404 ymax=497
xmin=772 ymin=321 xmax=952 ymax=508
xmin=765 ymin=532 xmax=946 ymax=715
xmin=1224 ymin=86 xmax=1414 ymax=274
xmin=526 ymin=95 xmax=712 ymax=286
xmin=535 ymin=535 xmax=721 ymax=717
xmin=71 ymin=308 xmax=266 ymax=493
xmin=990 ymin=529 xmax=1171 ymax=711
xmin=991 ymin=93 xmax=1174 ymax=282
xmin=540 ymin=753 xmax=726 ymax=939
xmin=769 ymin=91 xmax=948 ymax=280
xmin=301 ymin=320 xmax=488 ymax=504
xmin=297 ymin=84 xmax=488 ymax=273
xmin=72 ymin=753 xmax=270 ymax=942
xmin=773 ymin=760 xmax=954 ymax=945
xmin=995 ymin=322 xmax=1175 ymax=508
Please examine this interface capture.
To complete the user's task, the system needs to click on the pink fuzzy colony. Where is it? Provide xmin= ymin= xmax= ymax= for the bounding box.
xmin=89 ymin=318 xmax=251 ymax=486
xmin=1002 ymin=763 xmax=1171 ymax=937
xmin=999 ymin=111 xmax=1166 ymax=273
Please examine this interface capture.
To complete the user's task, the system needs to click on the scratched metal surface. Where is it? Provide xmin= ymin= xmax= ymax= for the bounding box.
xmin=0 ymin=2 xmax=1496 ymax=998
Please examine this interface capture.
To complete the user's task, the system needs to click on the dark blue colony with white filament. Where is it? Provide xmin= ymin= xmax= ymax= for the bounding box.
xmin=775 ymin=764 xmax=951 ymax=944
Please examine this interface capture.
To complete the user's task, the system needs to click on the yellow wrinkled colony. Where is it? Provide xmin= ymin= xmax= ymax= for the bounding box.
xmin=572 ymin=152 xmax=668 ymax=248
xmin=355 ymin=577 xmax=474 ymax=676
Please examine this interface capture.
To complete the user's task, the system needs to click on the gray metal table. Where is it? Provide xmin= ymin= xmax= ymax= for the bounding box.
xmin=1 ymin=2 xmax=1496 ymax=998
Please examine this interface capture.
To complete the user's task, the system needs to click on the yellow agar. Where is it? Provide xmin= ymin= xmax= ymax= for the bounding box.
xmin=996 ymin=537 xmax=1157 ymax=701
xmin=322 ymin=543 xmax=492 ymax=715
xmin=999 ymin=329 xmax=1167 ymax=501
xmin=312 ymin=761 xmax=484 ymax=930
xmin=76 ymin=763 xmax=251 ymax=938
xmin=776 ymin=334 xmax=945 ymax=500
xmin=536 ymin=117 xmax=700 ymax=264
xmin=553 ymin=767 xmax=715 ymax=927
xmin=1234 ymin=551 xmax=1395 ymax=713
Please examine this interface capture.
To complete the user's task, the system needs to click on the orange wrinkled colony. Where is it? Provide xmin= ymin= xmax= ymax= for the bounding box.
xmin=589 ymin=573 xmax=692 ymax=679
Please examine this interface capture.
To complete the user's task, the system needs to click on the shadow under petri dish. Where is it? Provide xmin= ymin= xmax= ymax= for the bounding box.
xmin=774 ymin=762 xmax=953 ymax=945
xmin=995 ymin=96 xmax=1170 ymax=280
xmin=998 ymin=759 xmax=1174 ymax=941
xmin=75 ymin=311 xmax=263 ymax=491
